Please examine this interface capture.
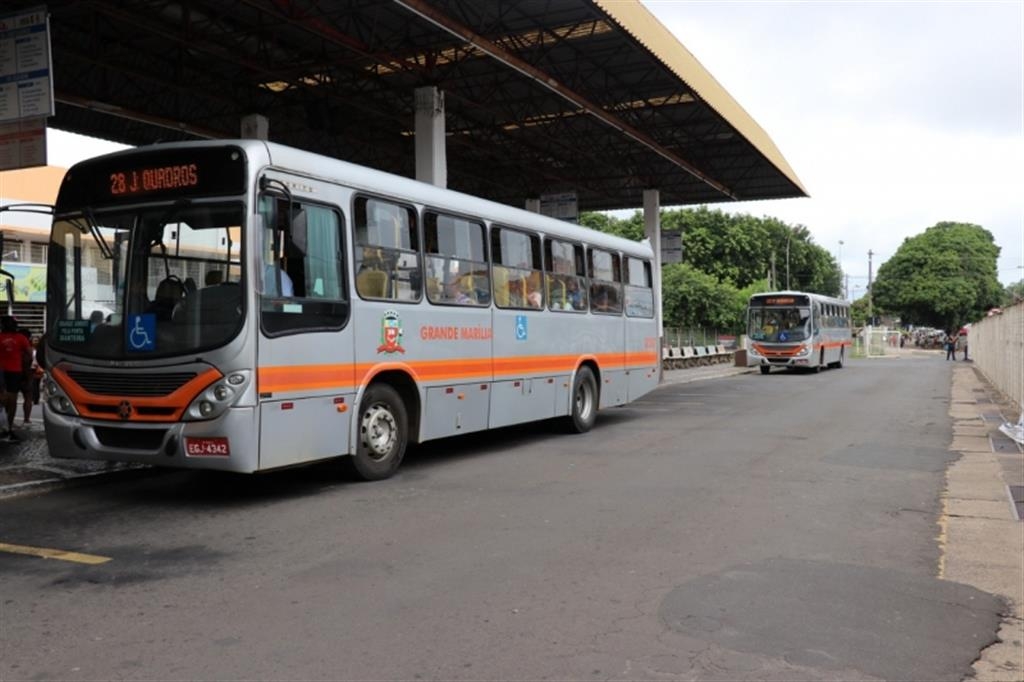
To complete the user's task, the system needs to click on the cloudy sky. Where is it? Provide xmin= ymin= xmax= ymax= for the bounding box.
xmin=47 ymin=1 xmax=1023 ymax=290
xmin=642 ymin=0 xmax=1024 ymax=290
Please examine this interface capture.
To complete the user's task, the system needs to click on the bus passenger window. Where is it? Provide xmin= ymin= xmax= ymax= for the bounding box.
xmin=354 ymin=197 xmax=421 ymax=302
xmin=492 ymin=226 xmax=542 ymax=310
xmin=624 ymin=257 xmax=654 ymax=318
xmin=588 ymin=248 xmax=622 ymax=315
xmin=424 ymin=212 xmax=489 ymax=306
xmin=544 ymin=236 xmax=588 ymax=313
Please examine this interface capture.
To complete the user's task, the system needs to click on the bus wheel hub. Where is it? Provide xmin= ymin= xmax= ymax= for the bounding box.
xmin=363 ymin=406 xmax=396 ymax=460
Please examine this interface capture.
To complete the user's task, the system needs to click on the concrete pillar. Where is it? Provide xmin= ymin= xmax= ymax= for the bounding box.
xmin=643 ymin=189 xmax=663 ymax=381
xmin=524 ymin=199 xmax=541 ymax=213
xmin=241 ymin=114 xmax=268 ymax=140
xmin=414 ymin=86 xmax=447 ymax=188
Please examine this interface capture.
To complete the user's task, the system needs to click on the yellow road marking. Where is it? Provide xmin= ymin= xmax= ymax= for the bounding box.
xmin=0 ymin=542 xmax=111 ymax=565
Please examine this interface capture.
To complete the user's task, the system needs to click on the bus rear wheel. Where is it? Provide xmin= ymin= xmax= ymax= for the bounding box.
xmin=348 ymin=383 xmax=408 ymax=481
xmin=567 ymin=366 xmax=598 ymax=433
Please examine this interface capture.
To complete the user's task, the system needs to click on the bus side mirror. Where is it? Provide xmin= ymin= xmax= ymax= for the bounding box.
xmin=4 ymin=278 xmax=14 ymax=313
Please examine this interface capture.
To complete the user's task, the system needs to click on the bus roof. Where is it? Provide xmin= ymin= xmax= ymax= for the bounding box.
xmin=749 ymin=290 xmax=847 ymax=307
xmin=70 ymin=139 xmax=654 ymax=260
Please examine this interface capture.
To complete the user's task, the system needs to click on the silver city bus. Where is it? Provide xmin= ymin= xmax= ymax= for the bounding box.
xmin=746 ymin=290 xmax=851 ymax=374
xmin=42 ymin=140 xmax=659 ymax=479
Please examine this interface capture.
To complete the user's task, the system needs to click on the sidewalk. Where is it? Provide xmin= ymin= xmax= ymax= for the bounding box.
xmin=944 ymin=363 xmax=1023 ymax=681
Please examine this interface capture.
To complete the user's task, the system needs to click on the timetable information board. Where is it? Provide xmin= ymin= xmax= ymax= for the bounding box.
xmin=0 ymin=7 xmax=54 ymax=123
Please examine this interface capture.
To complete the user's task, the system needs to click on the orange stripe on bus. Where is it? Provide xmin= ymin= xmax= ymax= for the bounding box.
xmin=257 ymin=351 xmax=658 ymax=395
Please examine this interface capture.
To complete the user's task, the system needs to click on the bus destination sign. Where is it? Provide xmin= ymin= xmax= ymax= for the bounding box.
xmin=57 ymin=146 xmax=248 ymax=209
xmin=110 ymin=163 xmax=199 ymax=197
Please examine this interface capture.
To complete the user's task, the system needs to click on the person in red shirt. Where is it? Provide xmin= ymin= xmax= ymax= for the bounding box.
xmin=0 ymin=315 xmax=32 ymax=441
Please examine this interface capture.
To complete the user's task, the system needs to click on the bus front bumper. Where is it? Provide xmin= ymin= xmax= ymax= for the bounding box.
xmin=43 ymin=405 xmax=260 ymax=473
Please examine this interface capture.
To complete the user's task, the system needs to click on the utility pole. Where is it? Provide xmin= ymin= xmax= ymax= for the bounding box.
xmin=770 ymin=251 xmax=777 ymax=290
xmin=867 ymin=249 xmax=874 ymax=324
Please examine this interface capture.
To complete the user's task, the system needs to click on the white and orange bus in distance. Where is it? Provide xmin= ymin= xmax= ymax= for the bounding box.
xmin=746 ymin=291 xmax=851 ymax=374
xmin=42 ymin=140 xmax=659 ymax=480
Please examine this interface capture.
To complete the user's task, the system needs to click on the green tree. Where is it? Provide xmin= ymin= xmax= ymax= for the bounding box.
xmin=871 ymin=222 xmax=1002 ymax=330
xmin=661 ymin=263 xmax=745 ymax=332
xmin=850 ymin=296 xmax=871 ymax=327
xmin=578 ymin=211 xmax=643 ymax=241
xmin=1004 ymin=279 xmax=1024 ymax=305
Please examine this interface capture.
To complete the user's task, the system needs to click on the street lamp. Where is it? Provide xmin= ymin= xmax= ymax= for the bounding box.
xmin=838 ymin=240 xmax=845 ymax=298
xmin=785 ymin=230 xmax=793 ymax=290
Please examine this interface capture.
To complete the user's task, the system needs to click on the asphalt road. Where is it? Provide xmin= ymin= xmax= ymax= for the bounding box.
xmin=0 ymin=357 xmax=1004 ymax=681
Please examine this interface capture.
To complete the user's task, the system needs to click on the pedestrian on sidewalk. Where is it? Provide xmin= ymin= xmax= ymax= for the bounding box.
xmin=0 ymin=315 xmax=32 ymax=441
xmin=944 ymin=331 xmax=957 ymax=361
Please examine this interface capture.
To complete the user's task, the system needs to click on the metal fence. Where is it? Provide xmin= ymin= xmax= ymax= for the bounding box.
xmin=970 ymin=301 xmax=1023 ymax=413
xmin=853 ymin=326 xmax=898 ymax=357
xmin=663 ymin=327 xmax=738 ymax=349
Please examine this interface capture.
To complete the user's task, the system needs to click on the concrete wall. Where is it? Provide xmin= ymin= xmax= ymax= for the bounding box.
xmin=970 ymin=301 xmax=1023 ymax=412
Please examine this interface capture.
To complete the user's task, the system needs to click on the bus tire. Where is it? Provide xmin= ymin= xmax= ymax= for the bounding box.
xmin=349 ymin=383 xmax=408 ymax=481
xmin=567 ymin=366 xmax=598 ymax=433
xmin=759 ymin=365 xmax=771 ymax=375
xmin=814 ymin=350 xmax=825 ymax=373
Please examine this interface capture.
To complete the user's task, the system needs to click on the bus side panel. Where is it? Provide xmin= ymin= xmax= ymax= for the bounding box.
xmin=421 ymin=383 xmax=490 ymax=441
xmin=489 ymin=377 xmax=559 ymax=429
xmin=594 ymin=315 xmax=627 ymax=408
xmin=259 ymin=394 xmax=354 ymax=469
xmin=354 ymin=301 xmax=492 ymax=444
xmin=625 ymin=316 xmax=659 ymax=401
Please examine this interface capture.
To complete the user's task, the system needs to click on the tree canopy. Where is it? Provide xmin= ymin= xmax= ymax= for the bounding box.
xmin=871 ymin=222 xmax=1003 ymax=330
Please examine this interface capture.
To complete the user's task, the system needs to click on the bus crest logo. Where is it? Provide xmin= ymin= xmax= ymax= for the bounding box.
xmin=377 ymin=310 xmax=405 ymax=354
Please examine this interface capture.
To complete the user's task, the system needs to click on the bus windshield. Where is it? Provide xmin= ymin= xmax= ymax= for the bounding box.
xmin=748 ymin=306 xmax=812 ymax=342
xmin=47 ymin=201 xmax=245 ymax=359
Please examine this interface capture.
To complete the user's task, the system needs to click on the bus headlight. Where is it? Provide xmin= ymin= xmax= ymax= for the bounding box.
xmin=796 ymin=344 xmax=810 ymax=356
xmin=184 ymin=370 xmax=252 ymax=421
xmin=42 ymin=375 xmax=79 ymax=416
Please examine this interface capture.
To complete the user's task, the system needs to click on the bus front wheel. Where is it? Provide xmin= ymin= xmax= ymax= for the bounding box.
xmin=349 ymin=383 xmax=408 ymax=481
xmin=567 ymin=366 xmax=598 ymax=433
xmin=759 ymin=365 xmax=771 ymax=375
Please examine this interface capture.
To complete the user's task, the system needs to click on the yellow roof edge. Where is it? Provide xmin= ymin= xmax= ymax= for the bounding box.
xmin=594 ymin=0 xmax=808 ymax=197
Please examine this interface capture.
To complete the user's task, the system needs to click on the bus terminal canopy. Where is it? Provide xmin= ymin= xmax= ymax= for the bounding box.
xmin=11 ymin=0 xmax=806 ymax=211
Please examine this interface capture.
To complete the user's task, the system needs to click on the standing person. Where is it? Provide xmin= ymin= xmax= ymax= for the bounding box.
xmin=945 ymin=331 xmax=957 ymax=361
xmin=961 ymin=332 xmax=969 ymax=361
xmin=19 ymin=330 xmax=43 ymax=424
xmin=0 ymin=316 xmax=32 ymax=441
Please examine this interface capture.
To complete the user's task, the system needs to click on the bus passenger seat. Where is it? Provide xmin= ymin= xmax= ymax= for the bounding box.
xmin=493 ymin=268 xmax=510 ymax=307
xmin=357 ymin=269 xmax=388 ymax=298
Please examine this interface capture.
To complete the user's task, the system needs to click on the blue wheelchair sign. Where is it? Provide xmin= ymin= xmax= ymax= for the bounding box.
xmin=127 ymin=314 xmax=156 ymax=352
xmin=515 ymin=315 xmax=528 ymax=341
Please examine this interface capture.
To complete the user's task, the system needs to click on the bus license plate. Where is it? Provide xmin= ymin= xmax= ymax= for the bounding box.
xmin=185 ymin=437 xmax=230 ymax=457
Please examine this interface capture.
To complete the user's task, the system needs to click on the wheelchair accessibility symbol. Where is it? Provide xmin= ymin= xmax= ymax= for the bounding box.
xmin=515 ymin=315 xmax=528 ymax=341
xmin=127 ymin=314 xmax=156 ymax=352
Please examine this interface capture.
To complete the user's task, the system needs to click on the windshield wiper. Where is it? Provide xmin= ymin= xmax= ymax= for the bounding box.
xmin=61 ymin=209 xmax=114 ymax=259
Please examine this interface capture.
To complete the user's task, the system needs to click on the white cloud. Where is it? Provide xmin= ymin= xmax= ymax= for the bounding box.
xmin=645 ymin=0 xmax=1024 ymax=285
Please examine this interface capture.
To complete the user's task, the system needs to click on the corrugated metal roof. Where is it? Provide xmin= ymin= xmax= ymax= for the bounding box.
xmin=2 ymin=0 xmax=806 ymax=210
